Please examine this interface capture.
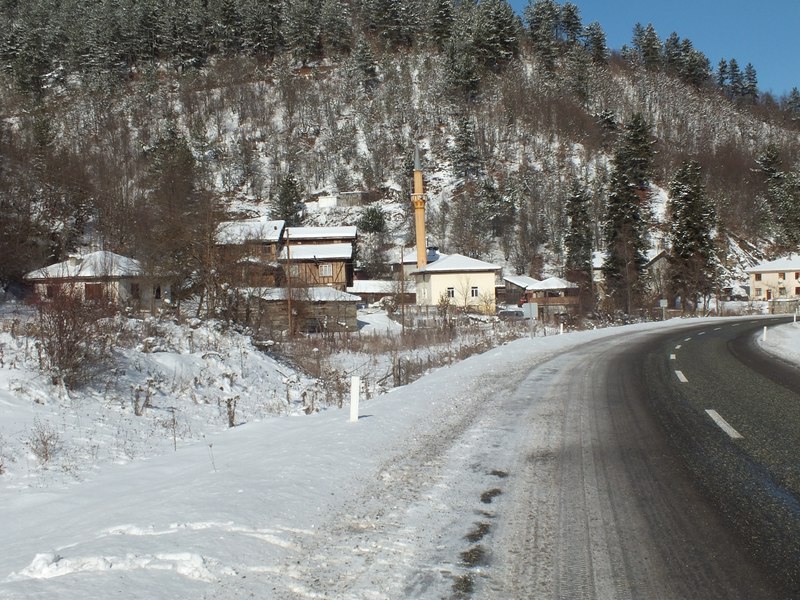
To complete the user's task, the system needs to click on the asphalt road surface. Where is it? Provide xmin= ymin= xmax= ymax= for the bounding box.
xmin=487 ymin=317 xmax=799 ymax=599
xmin=261 ymin=319 xmax=799 ymax=599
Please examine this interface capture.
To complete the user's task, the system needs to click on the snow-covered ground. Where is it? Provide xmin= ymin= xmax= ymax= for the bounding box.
xmin=1 ymin=313 xmax=797 ymax=598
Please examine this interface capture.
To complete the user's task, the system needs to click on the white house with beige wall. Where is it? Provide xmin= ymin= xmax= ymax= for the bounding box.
xmin=745 ymin=255 xmax=800 ymax=300
xmin=412 ymin=253 xmax=500 ymax=313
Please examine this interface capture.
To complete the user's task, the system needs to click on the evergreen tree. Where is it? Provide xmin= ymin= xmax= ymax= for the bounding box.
xmin=716 ymin=58 xmax=728 ymax=89
xmin=352 ymin=37 xmax=379 ymax=91
xmin=667 ymin=160 xmax=719 ymax=312
xmin=271 ymin=173 xmax=304 ymax=226
xmin=756 ymin=145 xmax=800 ymax=250
xmin=602 ymin=169 xmax=648 ymax=314
xmin=451 ymin=117 xmax=482 ymax=180
xmin=615 ymin=113 xmax=655 ymax=190
xmin=525 ymin=0 xmax=559 ymax=71
xmin=784 ymin=87 xmax=800 ymax=120
xmin=241 ymin=0 xmax=284 ymax=58
xmin=602 ymin=114 xmax=655 ymax=313
xmin=472 ymin=0 xmax=519 ymax=72
xmin=663 ymin=32 xmax=682 ymax=73
xmin=559 ymin=2 xmax=582 ymax=46
xmin=564 ymin=178 xmax=593 ymax=305
xmin=427 ymin=0 xmax=454 ymax=50
xmin=583 ymin=21 xmax=607 ymax=65
xmin=678 ymin=39 xmax=710 ymax=88
xmin=728 ymin=58 xmax=743 ymax=98
xmin=743 ymin=63 xmax=758 ymax=103
xmin=320 ymin=0 xmax=353 ymax=56
xmin=284 ymin=0 xmax=323 ymax=65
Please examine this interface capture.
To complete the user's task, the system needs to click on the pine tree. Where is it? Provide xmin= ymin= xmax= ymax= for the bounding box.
xmin=352 ymin=37 xmax=379 ymax=91
xmin=564 ymin=178 xmax=593 ymax=304
xmin=284 ymin=0 xmax=323 ymax=65
xmin=451 ymin=117 xmax=482 ymax=180
xmin=583 ymin=21 xmax=607 ymax=65
xmin=716 ymin=58 xmax=728 ymax=89
xmin=525 ymin=0 xmax=559 ymax=71
xmin=743 ymin=63 xmax=758 ymax=103
xmin=667 ymin=160 xmax=718 ymax=312
xmin=602 ymin=114 xmax=655 ymax=313
xmin=559 ymin=2 xmax=582 ymax=46
xmin=728 ymin=58 xmax=743 ymax=98
xmin=602 ymin=169 xmax=648 ymax=314
xmin=271 ymin=173 xmax=304 ymax=226
xmin=785 ymin=87 xmax=800 ymax=120
xmin=615 ymin=113 xmax=655 ymax=190
xmin=472 ymin=0 xmax=519 ymax=72
xmin=427 ymin=0 xmax=454 ymax=50
xmin=320 ymin=0 xmax=353 ymax=56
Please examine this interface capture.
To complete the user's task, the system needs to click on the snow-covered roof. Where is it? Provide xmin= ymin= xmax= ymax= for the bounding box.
xmin=532 ymin=276 xmax=579 ymax=290
xmin=347 ymin=279 xmax=416 ymax=294
xmin=245 ymin=286 xmax=361 ymax=302
xmin=279 ymin=244 xmax=353 ymax=261
xmin=746 ymin=254 xmax=800 ymax=273
xmin=284 ymin=226 xmax=357 ymax=241
xmin=391 ymin=247 xmax=444 ymax=265
xmin=412 ymin=253 xmax=499 ymax=274
xmin=24 ymin=251 xmax=142 ymax=280
xmin=504 ymin=275 xmax=541 ymax=290
xmin=216 ymin=218 xmax=285 ymax=245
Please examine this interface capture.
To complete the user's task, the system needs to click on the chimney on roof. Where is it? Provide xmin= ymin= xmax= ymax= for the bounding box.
xmin=411 ymin=146 xmax=427 ymax=270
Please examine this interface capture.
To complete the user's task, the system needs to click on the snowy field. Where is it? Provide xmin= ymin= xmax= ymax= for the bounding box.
xmin=0 ymin=312 xmax=796 ymax=598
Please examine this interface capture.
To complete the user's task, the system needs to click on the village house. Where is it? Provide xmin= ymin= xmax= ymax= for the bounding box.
xmin=412 ymin=253 xmax=500 ymax=313
xmin=24 ymin=250 xmax=171 ymax=312
xmin=346 ymin=278 xmax=416 ymax=306
xmin=237 ymin=286 xmax=362 ymax=335
xmin=746 ymin=255 xmax=800 ymax=302
xmin=214 ymin=218 xmax=285 ymax=287
xmin=282 ymin=226 xmax=358 ymax=290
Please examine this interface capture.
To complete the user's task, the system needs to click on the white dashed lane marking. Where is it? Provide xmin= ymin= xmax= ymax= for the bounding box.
xmin=670 ymin=354 xmax=676 ymax=360
xmin=675 ymin=344 xmax=682 ymax=350
xmin=675 ymin=370 xmax=688 ymax=383
xmin=706 ymin=410 xmax=744 ymax=439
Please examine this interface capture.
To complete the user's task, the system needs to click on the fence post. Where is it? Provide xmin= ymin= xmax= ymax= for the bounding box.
xmin=349 ymin=376 xmax=360 ymax=423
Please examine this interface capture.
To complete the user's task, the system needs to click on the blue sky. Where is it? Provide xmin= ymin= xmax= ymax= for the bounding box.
xmin=508 ymin=0 xmax=799 ymax=98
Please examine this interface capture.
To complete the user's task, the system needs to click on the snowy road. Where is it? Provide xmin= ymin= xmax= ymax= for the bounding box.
xmin=216 ymin=320 xmax=788 ymax=599
xmin=2 ymin=318 xmax=793 ymax=599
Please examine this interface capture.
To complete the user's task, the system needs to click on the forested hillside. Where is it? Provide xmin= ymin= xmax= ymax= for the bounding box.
xmin=2 ymin=0 xmax=800 ymax=311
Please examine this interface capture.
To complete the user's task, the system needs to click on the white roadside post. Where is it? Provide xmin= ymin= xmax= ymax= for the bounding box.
xmin=763 ymin=326 xmax=768 ymax=342
xmin=349 ymin=376 xmax=360 ymax=423
xmin=559 ymin=323 xmax=564 ymax=335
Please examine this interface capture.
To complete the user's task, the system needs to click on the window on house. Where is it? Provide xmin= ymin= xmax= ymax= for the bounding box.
xmin=471 ymin=286 xmax=479 ymax=298
xmin=130 ymin=283 xmax=141 ymax=300
xmin=153 ymin=285 xmax=162 ymax=300
xmin=795 ymin=272 xmax=800 ymax=280
xmin=795 ymin=287 xmax=800 ymax=296
xmin=446 ymin=287 xmax=455 ymax=298
xmin=46 ymin=284 xmax=58 ymax=299
xmin=779 ymin=287 xmax=787 ymax=297
xmin=755 ymin=288 xmax=762 ymax=297
xmin=755 ymin=273 xmax=762 ymax=281
xmin=289 ymin=264 xmax=300 ymax=277
xmin=319 ymin=263 xmax=333 ymax=278
xmin=85 ymin=283 xmax=103 ymax=301
xmin=779 ymin=272 xmax=786 ymax=280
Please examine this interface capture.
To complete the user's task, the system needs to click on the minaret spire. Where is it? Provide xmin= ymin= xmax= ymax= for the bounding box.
xmin=411 ymin=146 xmax=427 ymax=270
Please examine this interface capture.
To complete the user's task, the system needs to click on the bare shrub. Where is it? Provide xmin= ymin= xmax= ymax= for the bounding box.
xmin=27 ymin=419 xmax=61 ymax=465
xmin=32 ymin=289 xmax=116 ymax=388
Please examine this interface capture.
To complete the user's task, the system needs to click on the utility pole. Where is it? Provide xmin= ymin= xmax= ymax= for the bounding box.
xmin=286 ymin=229 xmax=293 ymax=336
